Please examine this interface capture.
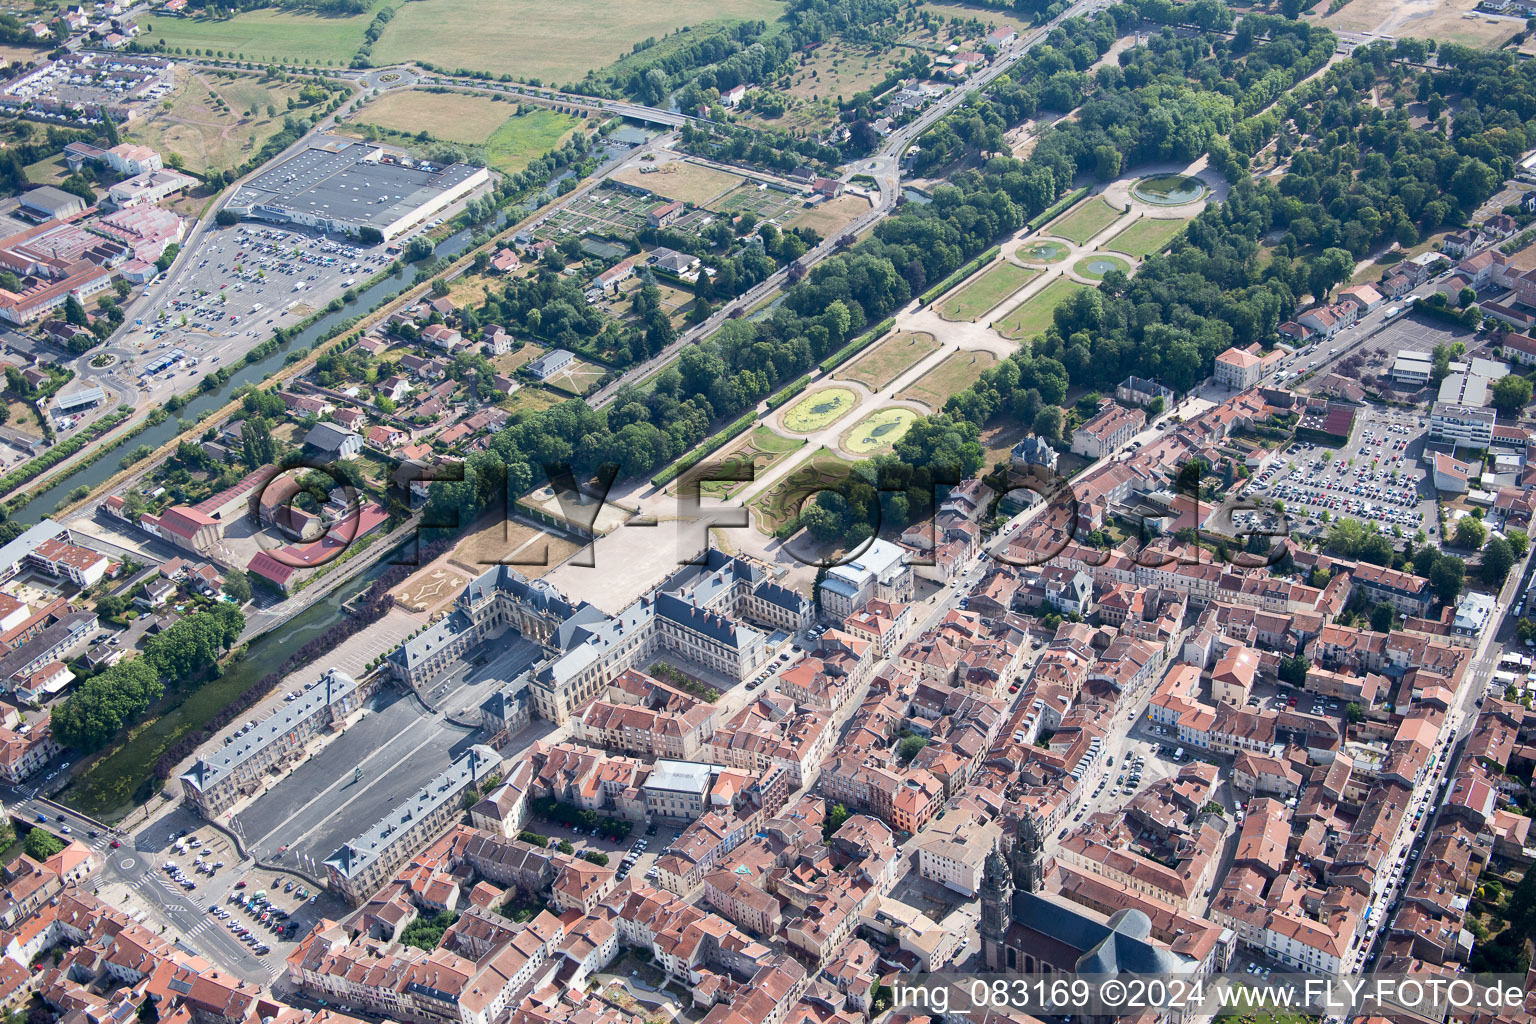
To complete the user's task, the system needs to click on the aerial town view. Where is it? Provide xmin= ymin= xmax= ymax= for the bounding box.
xmin=1 ymin=0 xmax=1536 ymax=1021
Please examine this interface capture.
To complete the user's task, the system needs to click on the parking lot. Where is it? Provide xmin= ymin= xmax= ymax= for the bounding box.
xmin=118 ymin=223 xmax=395 ymax=400
xmin=521 ymin=812 xmax=675 ymax=888
xmin=149 ymin=822 xmax=326 ymax=973
xmin=1242 ymin=408 xmax=1436 ymax=542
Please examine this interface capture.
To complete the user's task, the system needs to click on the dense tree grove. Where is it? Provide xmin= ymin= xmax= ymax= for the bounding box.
xmin=52 ymin=660 xmax=165 ymax=753
xmin=589 ymin=0 xmax=903 ymax=103
xmin=419 ymin=5 xmax=1536 ymax=549
xmin=53 ymin=605 xmax=245 ymax=752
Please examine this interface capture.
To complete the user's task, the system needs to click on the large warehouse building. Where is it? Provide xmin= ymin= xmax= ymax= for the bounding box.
xmin=222 ymin=135 xmax=488 ymax=240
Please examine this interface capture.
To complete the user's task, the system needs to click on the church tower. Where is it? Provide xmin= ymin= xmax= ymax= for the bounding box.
xmin=1010 ymin=813 xmax=1043 ymax=893
xmin=979 ymin=845 xmax=1014 ymax=971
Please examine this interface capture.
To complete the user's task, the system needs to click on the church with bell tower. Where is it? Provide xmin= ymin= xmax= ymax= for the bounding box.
xmin=979 ymin=813 xmax=1196 ymax=981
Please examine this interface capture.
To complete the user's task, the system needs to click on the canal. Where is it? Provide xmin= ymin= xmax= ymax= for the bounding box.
xmin=59 ymin=548 xmax=401 ymax=822
xmin=9 ymin=226 xmax=480 ymax=525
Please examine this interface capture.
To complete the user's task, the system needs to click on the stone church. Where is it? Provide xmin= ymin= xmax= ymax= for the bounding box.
xmin=979 ymin=815 xmax=1194 ymax=979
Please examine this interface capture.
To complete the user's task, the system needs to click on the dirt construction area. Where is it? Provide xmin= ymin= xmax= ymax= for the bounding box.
xmin=422 ymin=512 xmax=587 ymax=586
xmin=1307 ymin=0 xmax=1524 ymax=48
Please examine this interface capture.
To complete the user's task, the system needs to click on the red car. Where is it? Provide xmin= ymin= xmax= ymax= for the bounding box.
xmin=235 ymin=881 xmax=248 ymax=889
xmin=110 ymin=839 xmax=122 ymax=849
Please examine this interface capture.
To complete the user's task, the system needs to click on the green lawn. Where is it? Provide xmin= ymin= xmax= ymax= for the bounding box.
xmin=144 ymin=2 xmax=385 ymax=65
xmin=23 ymin=153 xmax=68 ymax=185
xmin=842 ymin=407 xmax=917 ymax=454
xmin=698 ymin=425 xmax=805 ymax=498
xmin=995 ymin=277 xmax=1087 ymax=340
xmin=1218 ymin=986 xmax=1318 ymax=1024
xmin=1045 ymin=195 xmax=1123 ymax=244
xmin=837 ymin=331 xmax=940 ymax=390
xmin=1105 ymin=216 xmax=1190 ymax=258
xmin=783 ymin=387 xmax=858 ymax=432
xmin=938 ymin=261 xmax=1038 ymax=322
xmin=370 ymin=0 xmax=786 ymax=81
xmin=896 ymin=351 xmax=997 ymax=409
xmin=485 ymin=109 xmax=584 ymax=174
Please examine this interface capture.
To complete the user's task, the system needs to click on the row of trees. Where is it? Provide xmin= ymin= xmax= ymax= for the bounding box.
xmin=53 ymin=605 xmax=245 ymax=751
xmin=420 ymin=10 xmax=1536 ymax=552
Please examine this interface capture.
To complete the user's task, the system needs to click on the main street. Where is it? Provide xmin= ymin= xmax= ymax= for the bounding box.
xmin=0 ymin=785 xmax=281 ymax=983
xmin=1344 ymin=547 xmax=1532 ymax=982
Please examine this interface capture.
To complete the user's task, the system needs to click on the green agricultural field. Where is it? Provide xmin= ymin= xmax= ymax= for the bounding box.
xmin=1045 ymin=196 xmax=1122 ymax=245
xmin=144 ymin=2 xmax=385 ymax=65
xmin=697 ymin=426 xmax=806 ymax=499
xmin=1105 ymin=217 xmax=1189 ymax=258
xmin=896 ymin=351 xmax=998 ymax=410
xmin=370 ymin=0 xmax=785 ymax=81
xmin=353 ymin=91 xmax=582 ymax=175
xmin=995 ymin=277 xmax=1087 ymax=341
xmin=837 ymin=331 xmax=940 ymax=390
xmin=782 ymin=387 xmax=859 ymax=432
xmin=842 ymin=407 xmax=917 ymax=455
xmin=355 ymin=90 xmax=517 ymax=144
xmin=484 ymin=110 xmax=583 ymax=173
xmin=938 ymin=261 xmax=1038 ymax=322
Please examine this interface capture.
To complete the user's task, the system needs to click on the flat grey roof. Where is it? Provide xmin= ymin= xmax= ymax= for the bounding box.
xmin=230 ymin=136 xmax=483 ymax=230
xmin=643 ymin=758 xmax=713 ymax=796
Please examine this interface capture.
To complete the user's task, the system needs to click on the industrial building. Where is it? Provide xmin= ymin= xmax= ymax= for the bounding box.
xmin=222 ymin=135 xmax=488 ymax=241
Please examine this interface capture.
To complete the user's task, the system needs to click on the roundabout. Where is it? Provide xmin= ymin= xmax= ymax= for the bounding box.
xmin=1131 ymin=174 xmax=1206 ymax=207
xmin=1016 ymin=238 xmax=1071 ymax=264
xmin=782 ymin=386 xmax=859 ymax=433
xmin=1074 ymin=254 xmax=1132 ymax=280
xmin=842 ymin=407 xmax=918 ymax=455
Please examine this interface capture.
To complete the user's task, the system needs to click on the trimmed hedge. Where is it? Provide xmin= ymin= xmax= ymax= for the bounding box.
xmin=0 ymin=407 xmax=135 ymax=508
xmin=650 ymin=315 xmax=899 ymax=490
xmin=819 ymin=317 xmax=896 ymax=373
xmin=1027 ymin=186 xmax=1091 ymax=231
xmin=766 ymin=374 xmax=812 ymax=411
xmin=650 ymin=409 xmax=758 ymax=488
xmin=918 ymin=247 xmax=1001 ymax=307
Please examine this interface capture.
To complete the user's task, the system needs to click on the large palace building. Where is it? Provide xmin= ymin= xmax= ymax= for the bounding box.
xmin=387 ymin=551 xmax=813 ymax=724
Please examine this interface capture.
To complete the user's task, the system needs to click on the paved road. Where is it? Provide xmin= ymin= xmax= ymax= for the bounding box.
xmin=1345 ymin=548 xmax=1531 ymax=982
xmin=230 ymin=634 xmax=543 ymax=873
xmin=587 ymin=0 xmax=1109 ymax=409
xmin=0 ymin=786 xmax=280 ymax=983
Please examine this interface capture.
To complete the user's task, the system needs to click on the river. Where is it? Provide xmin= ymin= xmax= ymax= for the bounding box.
xmin=14 ymin=129 xmax=644 ymax=526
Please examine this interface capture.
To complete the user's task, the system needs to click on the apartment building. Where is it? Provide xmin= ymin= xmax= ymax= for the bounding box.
xmin=1070 ymin=400 xmax=1146 ymax=458
xmin=1213 ymin=347 xmax=1263 ymax=390
xmin=324 ymin=745 xmax=500 ymax=905
xmin=181 ymin=669 xmax=369 ymax=817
